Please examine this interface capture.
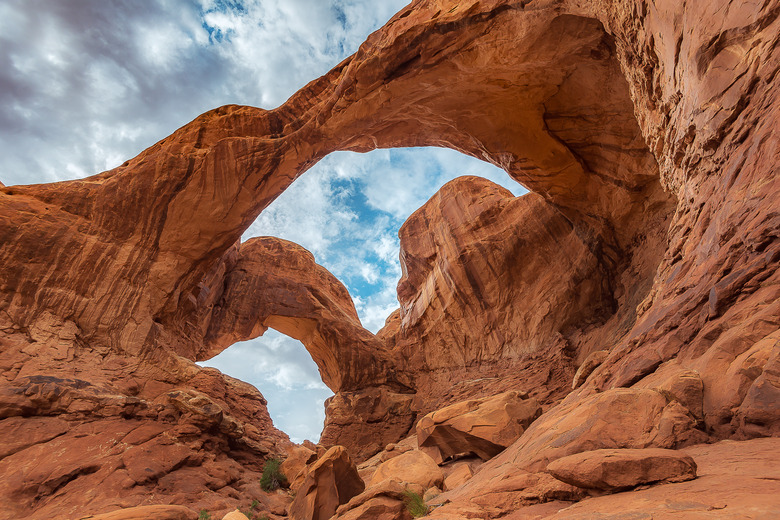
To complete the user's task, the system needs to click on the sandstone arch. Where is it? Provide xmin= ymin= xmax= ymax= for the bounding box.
xmin=0 ymin=0 xmax=778 ymax=515
xmin=185 ymin=236 xmax=407 ymax=393
xmin=1 ymin=3 xmax=670 ymax=391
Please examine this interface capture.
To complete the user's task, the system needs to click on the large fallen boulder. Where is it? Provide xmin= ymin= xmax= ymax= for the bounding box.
xmin=540 ymin=438 xmax=780 ymax=519
xmin=508 ymin=387 xmax=703 ymax=472
xmin=417 ymin=390 xmax=541 ymax=463
xmin=357 ymin=435 xmax=418 ymax=483
xmin=82 ymin=505 xmax=195 ymax=520
xmin=334 ymin=479 xmax=425 ymax=520
xmin=280 ymin=444 xmax=317 ymax=492
xmin=369 ymin=450 xmax=444 ymax=490
xmin=547 ymin=448 xmax=697 ymax=491
xmin=221 ymin=511 xmax=249 ymax=520
xmin=289 ymin=446 xmax=365 ymax=520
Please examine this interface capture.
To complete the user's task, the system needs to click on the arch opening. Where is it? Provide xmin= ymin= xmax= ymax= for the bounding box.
xmin=198 ymin=146 xmax=524 ymax=443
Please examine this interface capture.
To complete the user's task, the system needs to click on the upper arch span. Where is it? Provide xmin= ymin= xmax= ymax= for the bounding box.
xmin=0 ymin=1 xmax=671 ymax=391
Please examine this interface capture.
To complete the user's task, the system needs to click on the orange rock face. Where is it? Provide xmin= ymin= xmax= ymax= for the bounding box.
xmin=417 ymin=390 xmax=541 ymax=463
xmin=368 ymin=450 xmax=443 ymax=490
xmin=546 ymin=448 xmax=698 ymax=491
xmin=1 ymin=0 xmax=779 ymax=517
xmin=289 ymin=446 xmax=365 ymax=520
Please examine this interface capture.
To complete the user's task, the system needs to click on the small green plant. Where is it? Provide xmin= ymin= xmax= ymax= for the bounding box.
xmin=403 ymin=489 xmax=428 ymax=518
xmin=249 ymin=499 xmax=259 ymax=510
xmin=198 ymin=510 xmax=211 ymax=520
xmin=260 ymin=457 xmax=287 ymax=491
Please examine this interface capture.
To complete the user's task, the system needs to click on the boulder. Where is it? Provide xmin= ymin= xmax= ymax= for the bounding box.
xmin=333 ymin=496 xmax=409 ymax=520
xmin=443 ymin=463 xmax=474 ymax=491
xmin=423 ymin=486 xmax=443 ymax=502
xmin=83 ymin=505 xmax=195 ymax=520
xmin=221 ymin=511 xmax=249 ymax=520
xmin=507 ymin=388 xmax=701 ymax=472
xmin=547 ymin=448 xmax=697 ymax=491
xmin=417 ymin=391 xmax=541 ymax=463
xmin=357 ymin=434 xmax=418 ymax=483
xmin=289 ymin=446 xmax=365 ymax=520
xmin=634 ymin=363 xmax=705 ymax=422
xmin=280 ymin=444 xmax=317 ymax=491
xmin=334 ymin=479 xmax=425 ymax=520
xmin=369 ymin=450 xmax=444 ymax=489
xmin=540 ymin=438 xmax=780 ymax=519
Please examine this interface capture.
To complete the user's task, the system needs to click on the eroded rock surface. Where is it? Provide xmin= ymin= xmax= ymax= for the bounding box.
xmin=289 ymin=446 xmax=365 ymax=520
xmin=1 ymin=0 xmax=778 ymax=517
xmin=546 ymin=448 xmax=697 ymax=491
xmin=369 ymin=450 xmax=444 ymax=490
xmin=417 ymin=390 xmax=541 ymax=463
xmin=543 ymin=438 xmax=780 ymax=519
xmin=81 ymin=505 xmax=196 ymax=520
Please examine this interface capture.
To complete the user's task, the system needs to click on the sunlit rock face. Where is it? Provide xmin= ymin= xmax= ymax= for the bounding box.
xmin=1 ymin=0 xmax=778 ymax=517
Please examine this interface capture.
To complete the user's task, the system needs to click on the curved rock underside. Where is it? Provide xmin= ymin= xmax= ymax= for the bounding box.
xmin=0 ymin=0 xmax=778 ymax=518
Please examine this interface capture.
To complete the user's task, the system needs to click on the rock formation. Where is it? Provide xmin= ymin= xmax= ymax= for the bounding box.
xmin=416 ymin=390 xmax=541 ymax=463
xmin=0 ymin=0 xmax=778 ymax=518
xmin=289 ymin=446 xmax=364 ymax=520
xmin=546 ymin=448 xmax=698 ymax=491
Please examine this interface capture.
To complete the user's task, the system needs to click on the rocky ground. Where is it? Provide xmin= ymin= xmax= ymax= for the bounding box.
xmin=0 ymin=0 xmax=778 ymax=518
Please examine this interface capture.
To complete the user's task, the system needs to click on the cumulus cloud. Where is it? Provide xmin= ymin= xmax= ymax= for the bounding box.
xmin=0 ymin=0 xmax=408 ymax=185
xmin=2 ymin=0 xmax=528 ymax=442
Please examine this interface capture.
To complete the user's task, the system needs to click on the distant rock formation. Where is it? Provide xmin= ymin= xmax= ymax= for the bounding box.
xmin=0 ymin=0 xmax=778 ymax=517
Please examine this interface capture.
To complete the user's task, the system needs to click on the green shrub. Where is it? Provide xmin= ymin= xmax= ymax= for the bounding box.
xmin=198 ymin=510 xmax=211 ymax=520
xmin=403 ymin=490 xmax=428 ymax=518
xmin=260 ymin=457 xmax=287 ymax=491
xmin=249 ymin=499 xmax=259 ymax=510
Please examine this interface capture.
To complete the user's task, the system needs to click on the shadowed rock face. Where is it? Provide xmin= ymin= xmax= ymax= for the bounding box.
xmin=1 ymin=0 xmax=779 ymax=517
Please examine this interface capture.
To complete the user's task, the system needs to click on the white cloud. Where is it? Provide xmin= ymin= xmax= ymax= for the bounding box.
xmin=201 ymin=329 xmax=333 ymax=443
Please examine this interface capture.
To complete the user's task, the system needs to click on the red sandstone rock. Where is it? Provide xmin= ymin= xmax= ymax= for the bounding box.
xmin=334 ymin=479 xmax=424 ymax=520
xmin=426 ymin=440 xmax=780 ymax=519
xmin=289 ymin=446 xmax=365 ymax=520
xmin=334 ymin=496 xmax=410 ymax=520
xmin=417 ymin=390 xmax=541 ymax=463
xmin=321 ymin=386 xmax=415 ymax=462
xmin=508 ymin=387 xmax=703 ymax=473
xmin=80 ymin=505 xmax=195 ymax=519
xmin=543 ymin=438 xmax=780 ymax=519
xmin=571 ymin=350 xmax=609 ymax=389
xmin=0 ymin=0 xmax=778 ymax=517
xmin=189 ymin=237 xmax=402 ymax=393
xmin=280 ymin=444 xmax=317 ymax=492
xmin=428 ymin=470 xmax=584 ymax=518
xmin=357 ymin=434 xmax=418 ymax=484
xmin=369 ymin=450 xmax=444 ymax=490
xmin=0 ymin=324 xmax=287 ymax=520
xmin=546 ymin=448 xmax=697 ymax=491
xmin=415 ymin=386 xmax=702 ymax=517
xmin=443 ymin=463 xmax=475 ymax=491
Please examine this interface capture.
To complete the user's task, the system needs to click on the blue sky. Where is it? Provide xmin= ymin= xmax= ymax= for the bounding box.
xmin=0 ymin=0 xmax=525 ymax=442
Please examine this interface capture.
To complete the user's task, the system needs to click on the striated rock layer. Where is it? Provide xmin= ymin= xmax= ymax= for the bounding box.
xmin=1 ymin=0 xmax=779 ymax=517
